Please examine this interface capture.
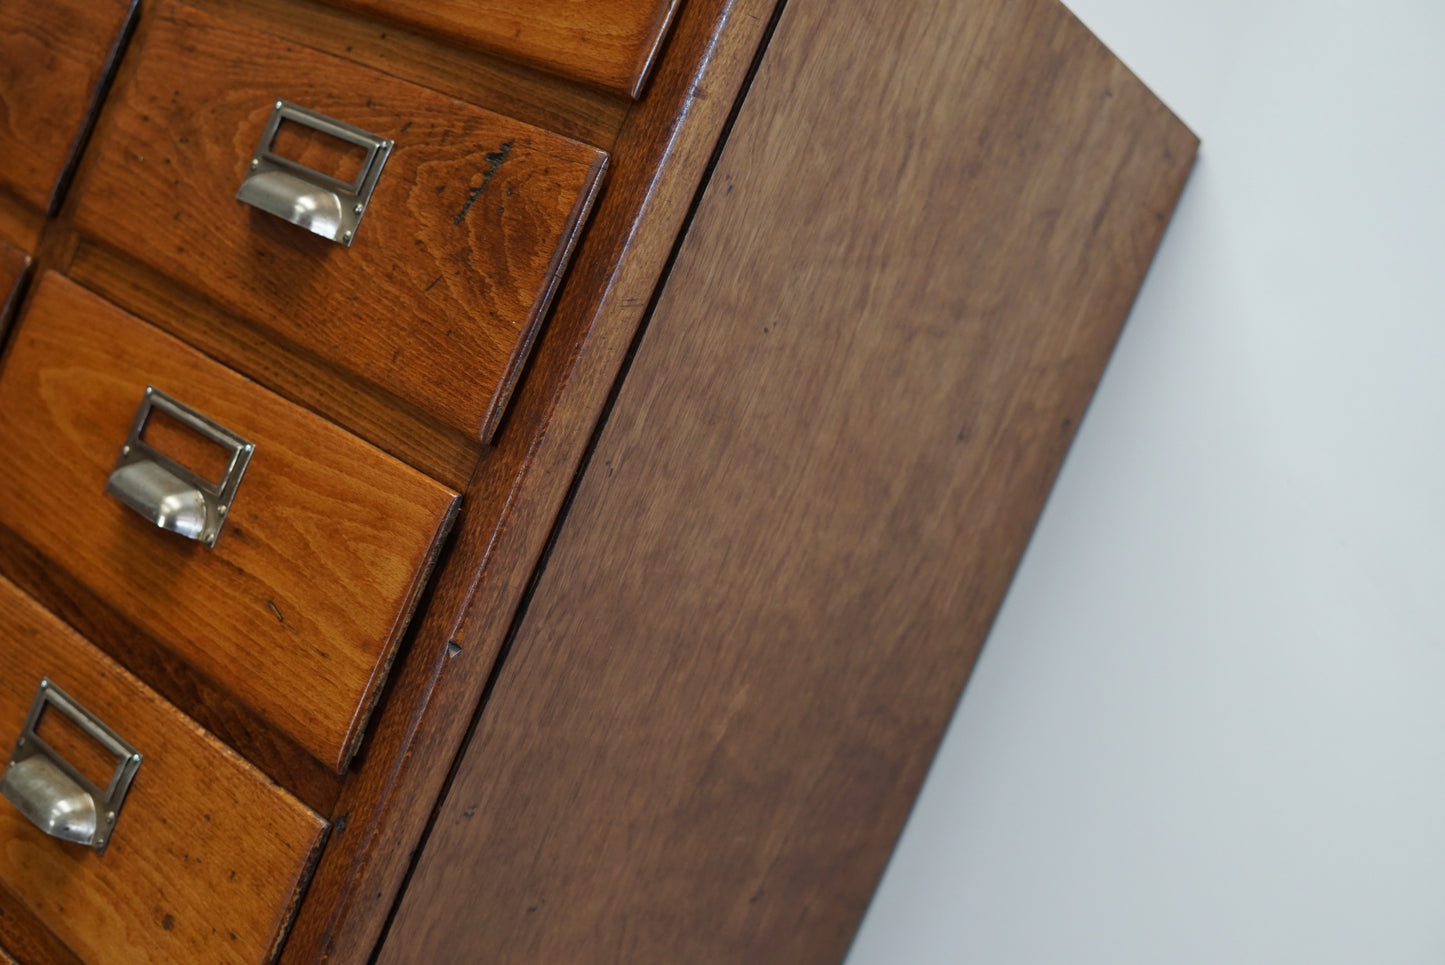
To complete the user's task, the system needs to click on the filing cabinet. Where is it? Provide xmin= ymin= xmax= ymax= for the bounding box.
xmin=0 ymin=0 xmax=1196 ymax=961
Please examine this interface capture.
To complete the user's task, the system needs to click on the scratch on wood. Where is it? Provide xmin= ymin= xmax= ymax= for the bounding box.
xmin=266 ymin=599 xmax=284 ymax=623
xmin=452 ymin=141 xmax=514 ymax=227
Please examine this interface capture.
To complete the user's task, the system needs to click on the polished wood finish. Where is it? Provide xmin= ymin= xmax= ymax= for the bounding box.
xmin=0 ymin=273 xmax=460 ymax=773
xmin=198 ymin=0 xmax=629 ymax=150
xmin=0 ymin=242 xmax=29 ymax=339
xmin=0 ymin=574 xmax=326 ymax=965
xmin=69 ymin=0 xmax=608 ymax=444
xmin=381 ymin=0 xmax=1198 ymax=959
xmin=319 ymin=0 xmax=681 ymax=99
xmin=0 ymin=0 xmax=136 ymax=217
xmin=278 ymin=0 xmax=785 ymax=959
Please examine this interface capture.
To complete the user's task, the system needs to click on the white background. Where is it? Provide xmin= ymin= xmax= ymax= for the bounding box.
xmin=847 ymin=1 xmax=1445 ymax=962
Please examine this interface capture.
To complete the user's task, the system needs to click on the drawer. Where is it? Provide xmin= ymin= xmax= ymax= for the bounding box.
xmin=317 ymin=0 xmax=681 ymax=98
xmin=0 ymin=273 xmax=460 ymax=773
xmin=69 ymin=0 xmax=609 ymax=444
xmin=0 ymin=573 xmax=326 ymax=964
xmin=0 ymin=241 xmax=29 ymax=335
xmin=0 ymin=0 xmax=137 ymax=216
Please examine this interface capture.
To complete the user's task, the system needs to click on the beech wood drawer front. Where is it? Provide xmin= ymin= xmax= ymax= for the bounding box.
xmin=0 ymin=574 xmax=326 ymax=965
xmin=0 ymin=273 xmax=460 ymax=773
xmin=318 ymin=0 xmax=681 ymax=98
xmin=69 ymin=0 xmax=608 ymax=444
xmin=0 ymin=242 xmax=29 ymax=335
xmin=0 ymin=0 xmax=136 ymax=216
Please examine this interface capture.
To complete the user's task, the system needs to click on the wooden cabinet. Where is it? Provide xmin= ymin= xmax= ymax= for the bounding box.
xmin=0 ymin=0 xmax=1195 ymax=961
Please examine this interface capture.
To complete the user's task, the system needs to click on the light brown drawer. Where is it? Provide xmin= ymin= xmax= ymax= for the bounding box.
xmin=0 ymin=573 xmax=326 ymax=964
xmin=317 ymin=0 xmax=681 ymax=98
xmin=0 ymin=0 xmax=136 ymax=216
xmin=0 ymin=241 xmax=28 ymax=335
xmin=0 ymin=273 xmax=459 ymax=773
xmin=69 ymin=0 xmax=608 ymax=444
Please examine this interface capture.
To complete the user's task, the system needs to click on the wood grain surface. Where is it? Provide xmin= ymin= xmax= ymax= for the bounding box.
xmin=276 ymin=0 xmax=785 ymax=959
xmin=0 ymin=0 xmax=136 ymax=216
xmin=381 ymin=0 xmax=1198 ymax=960
xmin=69 ymin=0 xmax=607 ymax=444
xmin=0 ymin=574 xmax=326 ymax=965
xmin=0 ymin=879 xmax=84 ymax=965
xmin=196 ymin=0 xmax=630 ymax=150
xmin=0 ymin=242 xmax=29 ymax=341
xmin=0 ymin=273 xmax=459 ymax=773
xmin=318 ymin=0 xmax=681 ymax=99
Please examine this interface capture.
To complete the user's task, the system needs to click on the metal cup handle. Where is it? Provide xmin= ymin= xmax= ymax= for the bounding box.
xmin=235 ymin=99 xmax=393 ymax=246
xmin=104 ymin=386 xmax=255 ymax=549
xmin=0 ymin=679 xmax=141 ymax=855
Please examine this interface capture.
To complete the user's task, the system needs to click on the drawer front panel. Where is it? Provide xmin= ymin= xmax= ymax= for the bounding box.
xmin=318 ymin=0 xmax=681 ymax=98
xmin=0 ymin=273 xmax=460 ymax=772
xmin=0 ymin=574 xmax=326 ymax=965
xmin=0 ymin=0 xmax=136 ymax=215
xmin=70 ymin=0 xmax=608 ymax=443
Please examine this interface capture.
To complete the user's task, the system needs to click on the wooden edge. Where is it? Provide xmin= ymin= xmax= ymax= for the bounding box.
xmin=47 ymin=0 xmax=140 ymax=217
xmin=482 ymin=152 xmax=612 ymax=444
xmin=0 ymin=250 xmax=32 ymax=345
xmin=337 ymin=492 xmax=463 ymax=772
xmin=277 ymin=0 xmax=786 ymax=960
xmin=625 ymin=0 xmax=687 ymax=100
xmin=269 ymin=822 xmax=332 ymax=965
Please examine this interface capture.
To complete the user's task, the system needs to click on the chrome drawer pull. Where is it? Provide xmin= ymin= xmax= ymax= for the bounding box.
xmin=236 ymin=99 xmax=393 ymax=246
xmin=0 ymin=679 xmax=141 ymax=855
xmin=105 ymin=386 xmax=255 ymax=549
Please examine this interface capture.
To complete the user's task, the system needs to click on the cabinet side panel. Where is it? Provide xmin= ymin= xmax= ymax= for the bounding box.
xmin=383 ymin=0 xmax=1197 ymax=961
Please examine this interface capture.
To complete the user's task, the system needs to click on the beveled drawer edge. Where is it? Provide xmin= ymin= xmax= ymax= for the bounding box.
xmin=47 ymin=0 xmax=142 ymax=217
xmin=482 ymin=151 xmax=611 ymax=443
